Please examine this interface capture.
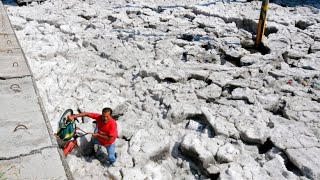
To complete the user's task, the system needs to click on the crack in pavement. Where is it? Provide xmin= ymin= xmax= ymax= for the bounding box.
xmin=0 ymin=75 xmax=31 ymax=80
xmin=0 ymin=145 xmax=58 ymax=161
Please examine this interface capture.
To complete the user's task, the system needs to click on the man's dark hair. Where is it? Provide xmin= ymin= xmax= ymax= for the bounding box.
xmin=102 ymin=107 xmax=112 ymax=115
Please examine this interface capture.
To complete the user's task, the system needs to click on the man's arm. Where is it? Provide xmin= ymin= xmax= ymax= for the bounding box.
xmin=68 ymin=112 xmax=91 ymax=121
xmin=93 ymin=121 xmax=117 ymax=140
xmin=92 ymin=134 xmax=113 ymax=141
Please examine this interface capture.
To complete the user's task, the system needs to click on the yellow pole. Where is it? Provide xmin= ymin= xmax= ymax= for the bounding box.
xmin=256 ymin=0 xmax=269 ymax=47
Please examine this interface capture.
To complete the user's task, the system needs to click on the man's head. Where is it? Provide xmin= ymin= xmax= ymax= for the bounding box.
xmin=102 ymin=107 xmax=112 ymax=122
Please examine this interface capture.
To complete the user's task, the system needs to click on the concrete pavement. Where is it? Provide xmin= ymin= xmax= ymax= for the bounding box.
xmin=0 ymin=2 xmax=72 ymax=179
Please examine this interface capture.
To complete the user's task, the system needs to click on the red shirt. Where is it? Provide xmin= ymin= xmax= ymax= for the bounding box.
xmin=88 ymin=113 xmax=118 ymax=146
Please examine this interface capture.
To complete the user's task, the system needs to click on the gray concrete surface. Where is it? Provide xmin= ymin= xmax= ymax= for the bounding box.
xmin=0 ymin=1 xmax=71 ymax=179
xmin=1 ymin=148 xmax=67 ymax=179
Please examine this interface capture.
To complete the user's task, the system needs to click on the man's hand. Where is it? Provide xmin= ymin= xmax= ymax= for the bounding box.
xmin=92 ymin=133 xmax=99 ymax=139
xmin=67 ymin=115 xmax=75 ymax=121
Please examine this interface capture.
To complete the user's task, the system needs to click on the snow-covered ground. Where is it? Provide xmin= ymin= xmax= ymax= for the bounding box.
xmin=4 ymin=0 xmax=320 ymax=179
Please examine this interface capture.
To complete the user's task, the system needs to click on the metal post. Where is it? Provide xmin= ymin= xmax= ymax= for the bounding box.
xmin=256 ymin=0 xmax=269 ymax=47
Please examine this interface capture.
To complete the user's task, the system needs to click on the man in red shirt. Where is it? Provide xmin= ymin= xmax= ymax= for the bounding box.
xmin=68 ymin=107 xmax=118 ymax=165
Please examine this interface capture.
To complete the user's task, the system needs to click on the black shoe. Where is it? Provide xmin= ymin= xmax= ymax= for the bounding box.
xmin=107 ymin=162 xmax=116 ymax=167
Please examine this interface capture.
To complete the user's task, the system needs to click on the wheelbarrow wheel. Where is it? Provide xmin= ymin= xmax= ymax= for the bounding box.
xmin=59 ymin=109 xmax=74 ymax=125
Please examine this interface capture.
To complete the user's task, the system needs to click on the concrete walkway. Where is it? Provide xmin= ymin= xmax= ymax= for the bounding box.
xmin=0 ymin=2 xmax=72 ymax=179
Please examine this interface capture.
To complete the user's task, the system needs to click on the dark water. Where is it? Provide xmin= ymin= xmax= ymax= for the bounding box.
xmin=271 ymin=0 xmax=320 ymax=9
xmin=201 ymin=0 xmax=320 ymax=9
xmin=2 ymin=0 xmax=45 ymax=6
xmin=1 ymin=0 xmax=18 ymax=6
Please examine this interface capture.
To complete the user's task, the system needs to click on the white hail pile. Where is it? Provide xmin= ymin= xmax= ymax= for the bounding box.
xmin=6 ymin=0 xmax=320 ymax=179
